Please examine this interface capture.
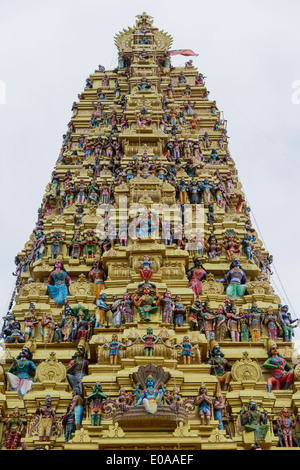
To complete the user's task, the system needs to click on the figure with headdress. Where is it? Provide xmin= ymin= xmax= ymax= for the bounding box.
xmin=66 ymin=338 xmax=89 ymax=395
xmin=276 ymin=407 xmax=298 ymax=448
xmin=116 ymin=388 xmax=134 ymax=414
xmin=132 ymin=282 xmax=161 ymax=323
xmin=208 ymin=341 xmax=232 ymax=393
xmin=86 ymin=383 xmax=108 ymax=426
xmin=135 ymin=373 xmax=165 ymax=414
xmin=6 ymin=341 xmax=37 ymax=398
xmin=47 ymin=258 xmax=73 ymax=305
xmin=5 ymin=407 xmax=25 ymax=450
xmin=263 ymin=342 xmax=294 ymax=392
xmin=88 ymin=259 xmax=107 ymax=300
xmin=36 ymin=395 xmax=57 ymax=443
xmin=194 ymin=384 xmax=213 ymax=425
xmin=187 ymin=257 xmax=207 ymax=300
xmin=240 ymin=401 xmax=268 ymax=442
xmin=216 ymin=258 xmax=247 ymax=300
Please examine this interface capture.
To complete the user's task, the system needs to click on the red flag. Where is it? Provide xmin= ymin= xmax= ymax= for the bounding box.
xmin=170 ymin=49 xmax=199 ymax=57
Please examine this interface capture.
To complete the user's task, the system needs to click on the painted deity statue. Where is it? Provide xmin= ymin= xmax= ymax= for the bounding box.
xmin=263 ymin=307 xmax=281 ymax=341
xmin=47 ymin=259 xmax=73 ymax=305
xmin=122 ymin=292 xmax=133 ymax=323
xmin=216 ymin=258 xmax=247 ymax=299
xmin=263 ymin=343 xmax=294 ymax=392
xmin=6 ymin=342 xmax=37 ymax=399
xmin=66 ymin=339 xmax=89 ymax=395
xmin=135 ymin=375 xmax=165 ymax=414
xmin=132 ymin=283 xmax=161 ymax=322
xmin=162 ymin=290 xmax=175 ymax=324
xmin=5 ymin=407 xmax=25 ymax=450
xmin=69 ymin=387 xmax=84 ymax=431
xmin=139 ymin=254 xmax=154 ymax=282
xmin=140 ymin=327 xmax=161 ymax=357
xmin=208 ymin=342 xmax=232 ymax=392
xmin=88 ymin=259 xmax=107 ymax=300
xmin=194 ymin=384 xmax=213 ymax=425
xmin=276 ymin=407 xmax=297 ymax=448
xmin=116 ymin=388 xmax=134 ymax=414
xmin=187 ymin=258 xmax=207 ymax=300
xmin=36 ymin=395 xmax=57 ymax=442
xmin=86 ymin=383 xmax=107 ymax=426
xmin=95 ymin=293 xmax=110 ymax=328
xmin=240 ymin=401 xmax=269 ymax=442
xmin=278 ymin=305 xmax=300 ymax=342
xmin=23 ymin=303 xmax=39 ymax=342
xmin=247 ymin=303 xmax=263 ymax=342
xmin=173 ymin=295 xmax=186 ymax=327
xmin=214 ymin=395 xmax=227 ymax=431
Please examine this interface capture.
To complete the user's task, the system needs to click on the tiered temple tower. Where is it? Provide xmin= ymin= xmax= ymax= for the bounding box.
xmin=1 ymin=12 xmax=300 ymax=451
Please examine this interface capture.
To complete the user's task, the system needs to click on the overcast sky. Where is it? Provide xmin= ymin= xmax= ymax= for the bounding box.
xmin=0 ymin=0 xmax=300 ymax=342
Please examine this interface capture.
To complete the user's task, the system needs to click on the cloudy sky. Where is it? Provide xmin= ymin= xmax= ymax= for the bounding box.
xmin=0 ymin=0 xmax=300 ymax=341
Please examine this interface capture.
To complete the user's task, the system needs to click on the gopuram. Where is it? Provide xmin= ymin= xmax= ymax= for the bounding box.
xmin=1 ymin=12 xmax=300 ymax=451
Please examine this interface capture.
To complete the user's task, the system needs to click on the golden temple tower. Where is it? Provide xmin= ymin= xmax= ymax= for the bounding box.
xmin=1 ymin=12 xmax=300 ymax=451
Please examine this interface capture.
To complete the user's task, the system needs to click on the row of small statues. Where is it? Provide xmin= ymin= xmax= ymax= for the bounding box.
xmin=3 ymin=381 xmax=299 ymax=448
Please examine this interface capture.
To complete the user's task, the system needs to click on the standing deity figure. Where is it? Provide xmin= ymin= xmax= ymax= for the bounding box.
xmin=47 ymin=259 xmax=73 ymax=305
xmin=95 ymin=293 xmax=110 ymax=328
xmin=208 ymin=342 xmax=232 ymax=392
xmin=226 ymin=306 xmax=241 ymax=342
xmin=50 ymin=230 xmax=64 ymax=259
xmin=140 ymin=327 xmax=161 ymax=357
xmin=173 ymin=295 xmax=186 ymax=327
xmin=56 ymin=302 xmax=77 ymax=343
xmin=214 ymin=395 xmax=227 ymax=431
xmin=162 ymin=290 xmax=175 ymax=324
xmin=242 ymin=230 xmax=256 ymax=262
xmin=111 ymin=295 xmax=123 ymax=328
xmin=240 ymin=401 xmax=269 ymax=442
xmin=278 ymin=305 xmax=300 ymax=342
xmin=5 ymin=407 xmax=25 ymax=450
xmin=247 ymin=303 xmax=262 ymax=342
xmin=86 ymin=383 xmax=108 ymax=426
xmin=69 ymin=231 xmax=83 ymax=259
xmin=132 ymin=283 xmax=161 ymax=323
xmin=118 ymin=221 xmax=128 ymax=246
xmin=178 ymin=335 xmax=193 ymax=365
xmin=216 ymin=258 xmax=247 ymax=300
xmin=194 ymin=384 xmax=213 ymax=425
xmin=187 ymin=257 xmax=207 ymax=300
xmin=199 ymin=179 xmax=214 ymax=207
xmin=69 ymin=387 xmax=84 ymax=431
xmin=88 ymin=259 xmax=107 ymax=300
xmin=41 ymin=312 xmax=58 ymax=343
xmin=122 ymin=292 xmax=133 ymax=323
xmin=36 ymin=395 xmax=57 ymax=443
xmin=83 ymin=229 xmax=98 ymax=259
xmin=214 ymin=306 xmax=227 ymax=342
xmin=200 ymin=305 xmax=216 ymax=341
xmin=62 ymin=404 xmax=76 ymax=442
xmin=276 ymin=407 xmax=298 ymax=448
xmin=263 ymin=307 xmax=280 ymax=341
xmin=239 ymin=309 xmax=250 ymax=342
xmin=263 ymin=342 xmax=294 ymax=392
xmin=6 ymin=342 xmax=37 ymax=398
xmin=135 ymin=374 xmax=165 ymax=414
xmin=104 ymin=334 xmax=127 ymax=366
xmin=66 ymin=339 xmax=89 ymax=395
xmin=24 ymin=303 xmax=39 ymax=341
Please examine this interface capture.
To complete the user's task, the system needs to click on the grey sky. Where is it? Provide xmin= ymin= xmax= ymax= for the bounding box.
xmin=0 ymin=0 xmax=299 ymax=341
